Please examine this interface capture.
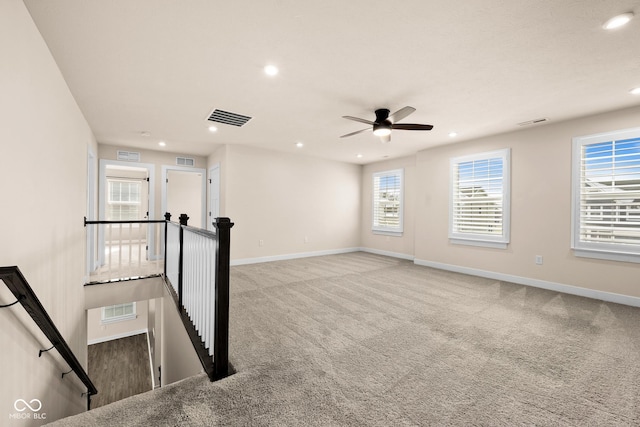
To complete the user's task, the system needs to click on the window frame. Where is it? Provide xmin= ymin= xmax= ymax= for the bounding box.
xmin=101 ymin=302 xmax=137 ymax=324
xmin=372 ymin=169 xmax=404 ymax=236
xmin=571 ymin=127 xmax=640 ymax=263
xmin=449 ymin=148 xmax=511 ymax=249
xmin=106 ymin=179 xmax=143 ymax=221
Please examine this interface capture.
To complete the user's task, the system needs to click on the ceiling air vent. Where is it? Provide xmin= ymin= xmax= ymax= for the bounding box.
xmin=176 ymin=157 xmax=195 ymax=167
xmin=117 ymin=150 xmax=141 ymax=162
xmin=207 ymin=109 xmax=252 ymax=127
xmin=517 ymin=118 xmax=548 ymax=127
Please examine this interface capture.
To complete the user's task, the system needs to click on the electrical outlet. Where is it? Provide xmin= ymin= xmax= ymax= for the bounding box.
xmin=535 ymin=255 xmax=543 ymax=265
xmin=304 ymin=236 xmax=309 ymax=243
xmin=259 ymin=239 xmax=264 ymax=247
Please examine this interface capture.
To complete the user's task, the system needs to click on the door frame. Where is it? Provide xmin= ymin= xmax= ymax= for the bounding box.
xmin=86 ymin=148 xmax=97 ymax=279
xmin=98 ymin=159 xmax=157 ymax=263
xmin=161 ymin=165 xmax=207 ymax=229
xmin=208 ymin=163 xmax=221 ymax=232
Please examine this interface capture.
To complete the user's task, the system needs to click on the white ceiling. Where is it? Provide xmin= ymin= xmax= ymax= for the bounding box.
xmin=24 ymin=0 xmax=640 ymax=165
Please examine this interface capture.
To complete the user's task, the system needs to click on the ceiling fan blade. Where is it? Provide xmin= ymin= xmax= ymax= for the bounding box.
xmin=392 ymin=123 xmax=434 ymax=131
xmin=380 ymin=133 xmax=391 ymax=143
xmin=389 ymin=106 xmax=415 ymax=123
xmin=342 ymin=116 xmax=375 ymax=125
xmin=340 ymin=128 xmax=371 ymax=138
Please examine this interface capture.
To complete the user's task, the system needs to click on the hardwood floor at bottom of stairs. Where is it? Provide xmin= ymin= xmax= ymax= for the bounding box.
xmin=88 ymin=333 xmax=152 ymax=409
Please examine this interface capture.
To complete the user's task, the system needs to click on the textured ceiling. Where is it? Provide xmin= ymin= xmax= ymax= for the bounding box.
xmin=24 ymin=0 xmax=640 ymax=164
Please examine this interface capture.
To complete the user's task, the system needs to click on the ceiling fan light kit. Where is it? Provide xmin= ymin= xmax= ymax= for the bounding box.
xmin=341 ymin=106 xmax=433 ymax=142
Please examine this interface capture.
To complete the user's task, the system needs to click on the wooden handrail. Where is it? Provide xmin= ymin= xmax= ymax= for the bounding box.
xmin=0 ymin=266 xmax=98 ymax=398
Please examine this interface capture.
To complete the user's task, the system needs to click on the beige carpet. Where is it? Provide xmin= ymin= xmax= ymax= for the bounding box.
xmin=50 ymin=252 xmax=640 ymax=426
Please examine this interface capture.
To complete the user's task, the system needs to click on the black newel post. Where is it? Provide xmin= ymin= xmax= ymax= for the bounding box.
xmin=178 ymin=214 xmax=189 ymax=308
xmin=213 ymin=217 xmax=234 ymax=380
xmin=163 ymin=212 xmax=171 ymax=278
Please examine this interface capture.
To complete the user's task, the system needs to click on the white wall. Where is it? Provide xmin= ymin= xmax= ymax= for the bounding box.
xmin=0 ymin=0 xmax=98 ymax=423
xmin=86 ymin=301 xmax=149 ymax=344
xmin=221 ymin=144 xmax=362 ymax=263
xmin=361 ymin=156 xmax=416 ymax=259
xmin=98 ymin=145 xmax=207 ymax=222
xmin=160 ymin=287 xmax=203 ymax=385
xmin=413 ymin=105 xmax=640 ymax=299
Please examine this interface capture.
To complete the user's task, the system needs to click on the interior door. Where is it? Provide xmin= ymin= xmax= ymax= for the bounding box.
xmin=165 ymin=169 xmax=205 ymax=228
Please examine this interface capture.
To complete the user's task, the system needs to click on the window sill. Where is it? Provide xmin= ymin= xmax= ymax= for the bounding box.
xmin=573 ymin=248 xmax=640 ymax=264
xmin=101 ymin=314 xmax=137 ymax=325
xmin=449 ymin=238 xmax=508 ymax=249
xmin=373 ymin=230 xmax=403 ymax=237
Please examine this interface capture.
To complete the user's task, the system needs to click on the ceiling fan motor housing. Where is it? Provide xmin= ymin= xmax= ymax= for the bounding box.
xmin=373 ymin=109 xmax=392 ymax=136
xmin=374 ymin=108 xmax=391 ymax=122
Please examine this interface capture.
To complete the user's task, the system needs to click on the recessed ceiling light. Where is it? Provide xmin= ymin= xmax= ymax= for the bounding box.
xmin=356 ymin=154 xmax=363 ymax=158
xmin=158 ymin=141 xmax=166 ymax=147
xmin=264 ymin=65 xmax=279 ymax=76
xmin=208 ymin=125 xmax=218 ymax=132
xmin=448 ymin=132 xmax=458 ymax=138
xmin=630 ymin=87 xmax=640 ymax=95
xmin=295 ymin=142 xmax=304 ymax=148
xmin=603 ymin=12 xmax=634 ymax=30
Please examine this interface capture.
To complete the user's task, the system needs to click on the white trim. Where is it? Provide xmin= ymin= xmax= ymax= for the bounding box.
xmin=360 ymin=247 xmax=414 ymax=261
xmin=449 ymin=148 xmax=511 ymax=247
xmin=573 ymin=248 xmax=640 ymax=264
xmin=414 ymin=258 xmax=640 ymax=308
xmin=230 ymin=247 xmax=361 ymax=266
xmin=372 ymin=168 xmax=404 ymax=234
xmin=208 ymin=163 xmax=221 ymax=232
xmin=87 ymin=328 xmax=148 ymax=345
xmin=372 ymin=230 xmax=403 ymax=237
xmin=161 ymin=165 xmax=207 ymax=229
xmin=99 ymin=159 xmax=157 ymax=261
xmin=147 ymin=332 xmax=155 ymax=389
xmin=571 ymin=127 xmax=640 ymax=262
xmin=449 ymin=238 xmax=508 ymax=249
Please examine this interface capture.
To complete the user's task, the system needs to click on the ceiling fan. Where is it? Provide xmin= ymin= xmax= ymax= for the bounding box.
xmin=340 ymin=106 xmax=433 ymax=143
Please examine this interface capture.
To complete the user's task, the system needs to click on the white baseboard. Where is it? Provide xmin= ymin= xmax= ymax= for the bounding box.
xmin=88 ymin=328 xmax=149 ymax=345
xmin=360 ymin=247 xmax=414 ymax=261
xmin=230 ymin=247 xmax=362 ymax=266
xmin=414 ymin=258 xmax=640 ymax=308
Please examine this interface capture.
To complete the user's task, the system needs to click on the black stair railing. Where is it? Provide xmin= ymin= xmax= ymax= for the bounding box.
xmin=164 ymin=214 xmax=234 ymax=381
xmin=84 ymin=214 xmax=234 ymax=382
xmin=0 ymin=267 xmax=98 ymax=408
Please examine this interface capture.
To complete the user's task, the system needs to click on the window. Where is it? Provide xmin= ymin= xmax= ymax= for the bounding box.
xmin=107 ymin=180 xmax=141 ymax=220
xmin=572 ymin=127 xmax=640 ymax=263
xmin=372 ymin=169 xmax=403 ymax=235
xmin=449 ymin=149 xmax=510 ymax=248
xmin=101 ymin=302 xmax=136 ymax=324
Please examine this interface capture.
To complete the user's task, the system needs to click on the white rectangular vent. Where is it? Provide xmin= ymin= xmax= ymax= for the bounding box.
xmin=207 ymin=109 xmax=252 ymax=127
xmin=176 ymin=157 xmax=195 ymax=167
xmin=117 ymin=150 xmax=141 ymax=162
xmin=517 ymin=118 xmax=548 ymax=127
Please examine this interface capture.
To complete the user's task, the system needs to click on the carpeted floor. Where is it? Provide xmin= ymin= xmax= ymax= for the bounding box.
xmin=50 ymin=252 xmax=640 ymax=426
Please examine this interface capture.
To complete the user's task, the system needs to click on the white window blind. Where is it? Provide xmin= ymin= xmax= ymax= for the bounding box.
xmin=572 ymin=128 xmax=640 ymax=262
xmin=107 ymin=180 xmax=142 ymax=221
xmin=450 ymin=149 xmax=510 ymax=248
xmin=372 ymin=169 xmax=403 ymax=234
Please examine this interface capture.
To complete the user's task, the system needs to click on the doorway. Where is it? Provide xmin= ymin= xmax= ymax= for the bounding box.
xmin=98 ymin=160 xmax=157 ymax=266
xmin=161 ymin=166 xmax=206 ymax=229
